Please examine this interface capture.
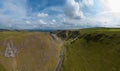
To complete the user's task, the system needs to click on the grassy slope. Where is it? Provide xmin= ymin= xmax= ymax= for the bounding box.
xmin=0 ymin=31 xmax=62 ymax=71
xmin=60 ymin=28 xmax=120 ymax=71
xmin=0 ymin=64 xmax=5 ymax=71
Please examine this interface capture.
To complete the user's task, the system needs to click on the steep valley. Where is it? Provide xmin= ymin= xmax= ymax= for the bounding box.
xmin=1 ymin=28 xmax=120 ymax=71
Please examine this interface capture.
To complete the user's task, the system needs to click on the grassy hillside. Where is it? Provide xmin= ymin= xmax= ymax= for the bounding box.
xmin=0 ymin=31 xmax=62 ymax=71
xmin=0 ymin=64 xmax=5 ymax=71
xmin=59 ymin=28 xmax=120 ymax=71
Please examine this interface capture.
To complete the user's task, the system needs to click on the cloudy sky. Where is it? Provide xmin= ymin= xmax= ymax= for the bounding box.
xmin=0 ymin=0 xmax=120 ymax=29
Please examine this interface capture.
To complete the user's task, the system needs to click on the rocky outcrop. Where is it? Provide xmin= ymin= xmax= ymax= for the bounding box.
xmin=50 ymin=34 xmax=59 ymax=40
xmin=4 ymin=41 xmax=17 ymax=58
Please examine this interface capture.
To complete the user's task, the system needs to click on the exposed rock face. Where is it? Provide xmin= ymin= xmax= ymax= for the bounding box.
xmin=50 ymin=34 xmax=59 ymax=40
xmin=4 ymin=42 xmax=17 ymax=58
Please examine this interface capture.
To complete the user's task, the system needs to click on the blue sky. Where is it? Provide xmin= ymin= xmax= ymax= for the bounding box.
xmin=0 ymin=0 xmax=120 ymax=29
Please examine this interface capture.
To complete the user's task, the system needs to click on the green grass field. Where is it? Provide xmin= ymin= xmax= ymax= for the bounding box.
xmin=60 ymin=28 xmax=120 ymax=71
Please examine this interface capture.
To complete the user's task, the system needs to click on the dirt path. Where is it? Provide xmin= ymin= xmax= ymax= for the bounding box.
xmin=54 ymin=47 xmax=65 ymax=71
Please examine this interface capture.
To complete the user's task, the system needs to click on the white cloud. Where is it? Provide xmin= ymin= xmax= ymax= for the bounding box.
xmin=0 ymin=0 xmax=27 ymax=18
xmin=43 ymin=6 xmax=64 ymax=13
xmin=39 ymin=20 xmax=47 ymax=24
xmin=64 ymin=0 xmax=95 ymax=19
xmin=65 ymin=0 xmax=84 ymax=19
xmin=62 ymin=0 xmax=120 ymax=29
xmin=81 ymin=0 xmax=94 ymax=7
xmin=0 ymin=0 xmax=120 ymax=29
xmin=52 ymin=19 xmax=56 ymax=23
xmin=37 ymin=13 xmax=48 ymax=18
xmin=26 ymin=20 xmax=31 ymax=24
xmin=62 ymin=11 xmax=120 ymax=29
xmin=0 ymin=0 xmax=28 ymax=29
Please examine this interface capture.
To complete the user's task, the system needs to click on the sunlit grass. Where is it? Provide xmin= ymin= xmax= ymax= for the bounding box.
xmin=60 ymin=28 xmax=120 ymax=71
xmin=0 ymin=31 xmax=62 ymax=71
